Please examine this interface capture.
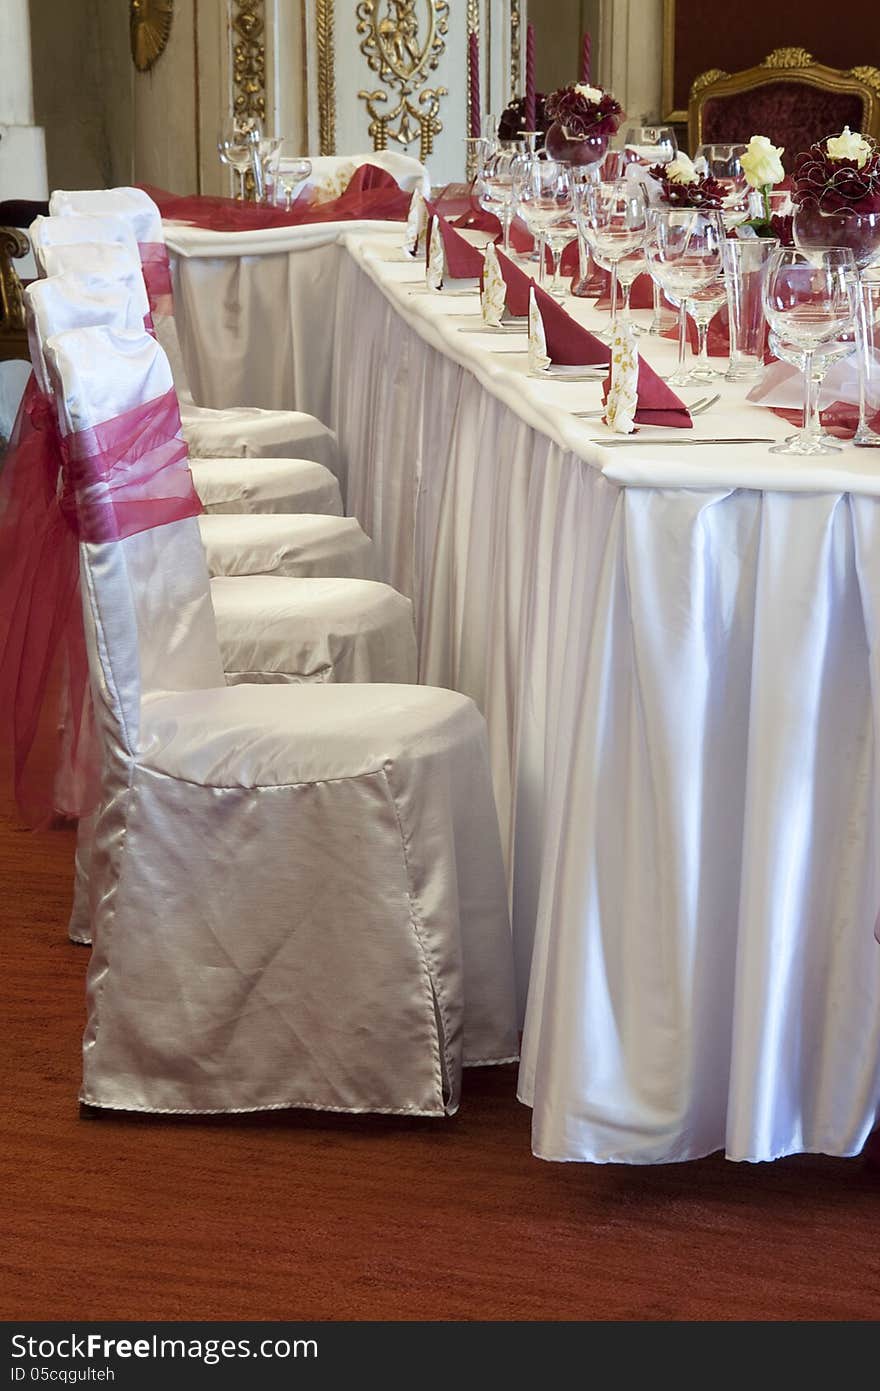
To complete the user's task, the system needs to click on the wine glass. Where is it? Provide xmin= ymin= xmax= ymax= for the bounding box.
xmin=576 ymin=179 xmax=648 ymax=333
xmin=644 ymin=207 xmax=723 ymax=382
xmin=218 ymin=118 xmax=261 ymax=200
xmin=514 ymin=157 xmax=573 ymax=290
xmin=258 ymin=135 xmax=282 ymax=204
xmin=478 ymin=148 xmax=520 ymax=254
xmin=621 ymin=124 xmax=677 ymax=166
xmin=271 ymin=149 xmax=313 ymax=211
xmin=762 ymin=246 xmax=857 ymax=455
xmin=693 ymin=142 xmax=749 ymax=222
xmin=768 ymin=329 xmax=857 ymax=447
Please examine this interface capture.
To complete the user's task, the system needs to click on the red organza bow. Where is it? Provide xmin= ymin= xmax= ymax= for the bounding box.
xmin=138 ymin=164 xmax=412 ymax=235
xmin=0 ymin=382 xmax=202 ymax=826
xmin=138 ymin=241 xmax=174 ymax=316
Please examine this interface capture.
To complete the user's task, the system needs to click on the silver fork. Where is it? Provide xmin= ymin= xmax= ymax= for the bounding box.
xmin=573 ymin=393 xmax=721 ymax=420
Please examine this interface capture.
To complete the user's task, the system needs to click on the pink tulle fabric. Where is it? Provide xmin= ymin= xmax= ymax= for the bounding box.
xmin=138 ymin=164 xmax=411 ymax=235
xmin=138 ymin=241 xmax=174 ymax=316
xmin=0 ymin=381 xmax=202 ymax=826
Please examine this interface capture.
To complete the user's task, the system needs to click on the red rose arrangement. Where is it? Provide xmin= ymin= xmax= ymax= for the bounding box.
xmin=793 ymin=133 xmax=880 ymax=215
xmin=544 ymin=84 xmax=623 ymax=139
xmin=647 ymin=164 xmax=726 ymax=210
xmin=497 ymin=94 xmax=549 ymax=147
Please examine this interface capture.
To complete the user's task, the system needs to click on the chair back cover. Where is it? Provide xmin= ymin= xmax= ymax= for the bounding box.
xmin=298 ymin=152 xmax=430 ymax=202
xmin=49 ymin=186 xmax=164 ymax=246
xmin=39 ymin=242 xmax=149 ymax=307
xmin=44 ymin=325 xmax=223 ymax=754
xmin=26 ymin=272 xmax=148 ymax=394
xmin=30 ymin=214 xmax=141 ymax=276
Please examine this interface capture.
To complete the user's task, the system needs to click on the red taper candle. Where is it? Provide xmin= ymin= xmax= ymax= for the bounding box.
xmin=525 ymin=23 xmax=536 ymax=130
xmin=581 ymin=31 xmax=592 ymax=85
xmin=468 ymin=32 xmax=481 ymax=139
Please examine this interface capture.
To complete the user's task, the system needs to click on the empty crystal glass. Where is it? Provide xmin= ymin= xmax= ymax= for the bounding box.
xmin=218 ymin=118 xmax=261 ymax=200
xmin=576 ymin=178 xmax=648 ymax=332
xmin=645 ymin=207 xmax=724 ymax=384
xmin=514 ymin=157 xmax=573 ymax=290
xmin=722 ymin=236 xmax=779 ymax=381
xmin=762 ymin=246 xmax=857 ymax=455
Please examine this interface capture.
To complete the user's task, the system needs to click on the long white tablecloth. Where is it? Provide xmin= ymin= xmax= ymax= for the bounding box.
xmin=170 ymin=220 xmax=880 ymax=1164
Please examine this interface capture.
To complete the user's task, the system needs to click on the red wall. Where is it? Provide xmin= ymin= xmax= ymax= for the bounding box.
xmin=670 ymin=1 xmax=880 ymax=113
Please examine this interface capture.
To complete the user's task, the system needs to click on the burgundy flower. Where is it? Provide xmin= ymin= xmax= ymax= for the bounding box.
xmin=647 ymin=164 xmax=726 ymax=209
xmin=497 ymin=94 xmax=549 ymax=146
xmin=768 ymin=213 xmax=794 ymax=245
xmin=545 ymin=86 xmax=623 ymax=140
xmin=793 ymin=136 xmax=880 ymax=215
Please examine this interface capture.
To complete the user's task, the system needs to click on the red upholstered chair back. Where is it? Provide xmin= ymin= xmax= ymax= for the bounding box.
xmin=689 ymin=50 xmax=880 ymax=172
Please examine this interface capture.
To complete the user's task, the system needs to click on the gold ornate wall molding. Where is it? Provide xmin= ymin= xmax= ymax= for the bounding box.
xmin=130 ymin=0 xmax=174 ymax=73
xmin=316 ymin=0 xmax=337 ymax=155
xmin=232 ymin=0 xmax=266 ymax=124
xmin=509 ymin=0 xmax=521 ymax=101
xmin=356 ymin=1 xmax=450 ymax=162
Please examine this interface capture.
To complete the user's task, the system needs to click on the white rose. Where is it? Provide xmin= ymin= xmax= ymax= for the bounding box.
xmin=573 ymin=83 xmax=604 ymax=105
xmin=740 ymin=134 xmax=785 ymax=189
xmin=826 ymin=126 xmax=872 ymax=168
xmin=665 ymin=152 xmax=699 ymax=185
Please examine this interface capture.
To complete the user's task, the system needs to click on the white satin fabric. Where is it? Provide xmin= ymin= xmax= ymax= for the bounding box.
xmin=323 ymin=233 xmax=880 ymax=1163
xmin=47 ymin=323 xmax=516 ymax=1114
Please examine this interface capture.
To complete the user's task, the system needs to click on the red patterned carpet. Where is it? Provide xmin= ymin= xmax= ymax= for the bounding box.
xmin=1 ymin=812 xmax=879 ymax=1322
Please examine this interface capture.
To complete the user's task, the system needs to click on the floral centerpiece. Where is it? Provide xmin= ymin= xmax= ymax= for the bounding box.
xmin=735 ymin=134 xmax=792 ymax=244
xmin=497 ymin=94 xmax=549 ymax=147
xmin=792 ymin=127 xmax=880 ymax=267
xmin=647 ymin=152 xmax=726 ymax=209
xmin=544 ymin=82 xmax=623 ymax=165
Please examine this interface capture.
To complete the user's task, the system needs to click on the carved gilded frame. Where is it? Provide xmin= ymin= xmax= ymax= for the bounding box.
xmin=688 ymin=48 xmax=880 ymax=152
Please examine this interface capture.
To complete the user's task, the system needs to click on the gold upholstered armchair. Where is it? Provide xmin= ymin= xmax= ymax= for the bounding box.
xmin=688 ymin=48 xmax=880 ymax=168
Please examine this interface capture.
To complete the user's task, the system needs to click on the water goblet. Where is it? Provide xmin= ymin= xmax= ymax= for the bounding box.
xmin=218 ymin=118 xmax=261 ymax=200
xmin=762 ymin=246 xmax=857 ymax=455
xmin=576 ymin=179 xmax=648 ymax=334
xmin=514 ymin=157 xmax=573 ymax=289
xmin=644 ymin=207 xmax=723 ymax=382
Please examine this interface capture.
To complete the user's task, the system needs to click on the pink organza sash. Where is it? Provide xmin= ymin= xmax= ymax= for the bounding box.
xmin=138 ymin=164 xmax=412 ymax=234
xmin=138 ymin=241 xmax=174 ymax=316
xmin=0 ymin=382 xmax=201 ymax=826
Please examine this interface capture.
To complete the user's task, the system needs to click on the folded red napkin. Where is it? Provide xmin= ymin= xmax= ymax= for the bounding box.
xmin=455 ymin=206 xmax=503 ymax=235
xmin=602 ymin=352 xmax=693 ymax=428
xmin=508 ymin=219 xmax=579 ymax=275
xmin=661 ymin=302 xmax=729 ymax=355
xmin=485 ymin=248 xmax=534 ymax=317
xmin=531 ymin=282 xmax=609 ymax=366
xmin=595 ymin=271 xmax=655 ymax=311
xmin=434 ymin=214 xmax=485 ymax=279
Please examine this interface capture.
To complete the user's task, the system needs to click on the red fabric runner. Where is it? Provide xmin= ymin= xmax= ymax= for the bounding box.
xmin=139 ymin=164 xmax=411 ymax=234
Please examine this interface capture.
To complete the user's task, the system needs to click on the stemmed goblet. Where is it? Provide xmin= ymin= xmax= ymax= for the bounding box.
xmin=645 ymin=207 xmax=724 ymax=384
xmin=762 ymin=246 xmax=857 ymax=455
xmin=218 ymin=118 xmax=261 ymax=200
xmin=576 ymin=179 xmax=648 ymax=334
xmin=478 ymin=147 xmax=521 ymax=254
xmin=514 ymin=157 xmax=574 ymax=291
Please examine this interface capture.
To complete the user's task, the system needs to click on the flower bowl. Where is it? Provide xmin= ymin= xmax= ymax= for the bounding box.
xmin=544 ymin=124 xmax=608 ymax=165
xmin=793 ymin=203 xmax=880 ymax=270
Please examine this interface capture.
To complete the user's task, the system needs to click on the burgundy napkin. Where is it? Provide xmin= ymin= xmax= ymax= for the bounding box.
xmin=602 ymin=354 xmax=693 ymax=428
xmin=532 ymin=282 xmax=610 ymax=367
xmin=484 ymin=248 xmax=534 ymax=318
xmin=508 ymin=219 xmax=580 ymax=275
xmin=435 ymin=214 xmax=485 ymax=279
xmin=661 ymin=302 xmax=729 ymax=355
xmin=455 ymin=206 xmax=502 ymax=235
xmin=596 ymin=271 xmax=655 ymax=311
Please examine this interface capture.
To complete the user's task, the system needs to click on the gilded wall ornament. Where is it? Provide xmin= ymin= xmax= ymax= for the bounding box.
xmin=130 ymin=0 xmax=174 ymax=73
xmin=232 ymin=0 xmax=266 ymax=124
xmin=356 ymin=1 xmax=450 ymax=162
xmin=317 ymin=0 xmax=337 ymax=156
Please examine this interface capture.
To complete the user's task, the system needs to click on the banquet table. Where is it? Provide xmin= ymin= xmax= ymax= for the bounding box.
xmin=168 ymin=219 xmax=880 ymax=1165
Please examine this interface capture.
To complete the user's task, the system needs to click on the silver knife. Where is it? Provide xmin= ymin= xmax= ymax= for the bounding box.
xmin=591 ymin=436 xmax=776 ymax=448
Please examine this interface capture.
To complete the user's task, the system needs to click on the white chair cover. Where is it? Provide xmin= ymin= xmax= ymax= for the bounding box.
xmin=35 ymin=204 xmax=342 ymax=471
xmin=46 ymin=322 xmax=516 ymax=1115
xmin=27 ymin=269 xmax=345 ymax=511
xmin=25 ymin=272 xmax=373 ymax=580
xmin=291 ymin=152 xmax=431 ymax=202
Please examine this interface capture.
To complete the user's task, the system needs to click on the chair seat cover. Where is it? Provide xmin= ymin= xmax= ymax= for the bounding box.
xmin=190 ymin=455 xmax=342 ymax=516
xmin=197 ymin=512 xmax=375 ymax=579
xmin=180 ymin=401 xmax=338 ymax=470
xmin=211 ymin=575 xmax=416 ymax=685
xmin=85 ymin=683 xmax=517 ymax=1114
